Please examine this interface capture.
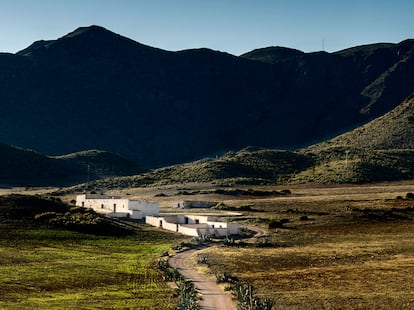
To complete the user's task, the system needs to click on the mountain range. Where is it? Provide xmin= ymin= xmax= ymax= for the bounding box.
xmin=1 ymin=25 xmax=414 ymax=169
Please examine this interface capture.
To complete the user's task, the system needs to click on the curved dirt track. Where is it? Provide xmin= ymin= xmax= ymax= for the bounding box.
xmin=169 ymin=248 xmax=236 ymax=310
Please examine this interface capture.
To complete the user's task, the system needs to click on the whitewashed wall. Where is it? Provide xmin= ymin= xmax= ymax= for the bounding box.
xmin=145 ymin=216 xmax=161 ymax=227
xmin=145 ymin=214 xmax=241 ymax=237
xmin=76 ymin=195 xmax=159 ymax=219
xmin=129 ymin=201 xmax=159 ymax=217
xmin=178 ymin=225 xmax=201 ymax=237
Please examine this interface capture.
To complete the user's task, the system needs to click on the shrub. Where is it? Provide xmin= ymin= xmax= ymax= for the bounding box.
xmin=406 ymin=192 xmax=414 ymax=199
xmin=157 ymin=259 xmax=182 ymax=282
xmin=213 ymin=202 xmax=254 ymax=212
xmin=255 ymin=236 xmax=274 ymax=248
xmin=164 ymin=267 xmax=182 ymax=282
xmin=216 ymin=272 xmax=239 ymax=284
xmin=69 ymin=206 xmax=91 ymax=213
xmin=197 ymin=254 xmax=209 ymax=265
xmin=34 ymin=207 xmax=130 ymax=236
xmin=268 ymin=218 xmax=289 ymax=229
xmin=280 ymin=189 xmax=291 ymax=195
xmin=213 ymin=202 xmax=228 ymax=209
xmin=231 ymin=283 xmax=274 ymax=310
xmin=34 ymin=212 xmax=57 ymax=221
xmin=177 ymin=280 xmax=199 ymax=310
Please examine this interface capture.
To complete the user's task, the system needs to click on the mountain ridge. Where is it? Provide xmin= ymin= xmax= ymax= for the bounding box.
xmin=0 ymin=143 xmax=141 ymax=186
xmin=1 ymin=25 xmax=414 ymax=167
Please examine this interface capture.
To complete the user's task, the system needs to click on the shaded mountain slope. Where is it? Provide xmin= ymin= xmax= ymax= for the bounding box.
xmin=309 ymin=93 xmax=414 ymax=150
xmin=66 ymin=94 xmax=414 ymax=190
xmin=0 ymin=143 xmax=140 ymax=186
xmin=241 ymin=40 xmax=414 ymax=121
xmin=335 ymin=40 xmax=414 ymax=115
xmin=293 ymin=93 xmax=414 ymax=183
xmin=0 ymin=143 xmax=74 ymax=186
xmin=1 ymin=26 xmax=414 ymax=167
xmin=53 ymin=149 xmax=143 ymax=179
xmin=0 ymin=26 xmax=279 ymax=166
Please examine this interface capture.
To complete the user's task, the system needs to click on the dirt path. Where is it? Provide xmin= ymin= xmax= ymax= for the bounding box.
xmin=247 ymin=225 xmax=267 ymax=238
xmin=169 ymin=248 xmax=236 ymax=310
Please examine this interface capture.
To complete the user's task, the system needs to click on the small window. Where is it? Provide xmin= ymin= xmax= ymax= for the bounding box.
xmin=101 ymin=204 xmax=104 ymax=209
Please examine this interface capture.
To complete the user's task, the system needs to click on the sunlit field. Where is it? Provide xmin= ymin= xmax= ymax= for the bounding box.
xmin=0 ymin=224 xmax=185 ymax=309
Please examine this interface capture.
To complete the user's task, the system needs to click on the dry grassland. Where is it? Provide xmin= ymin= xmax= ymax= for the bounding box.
xmin=154 ymin=181 xmax=414 ymax=309
xmin=13 ymin=181 xmax=414 ymax=309
xmin=198 ymin=221 xmax=414 ymax=309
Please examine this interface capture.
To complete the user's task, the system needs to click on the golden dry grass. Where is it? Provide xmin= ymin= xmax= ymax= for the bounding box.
xmin=156 ymin=181 xmax=414 ymax=309
xmin=198 ymin=221 xmax=414 ymax=309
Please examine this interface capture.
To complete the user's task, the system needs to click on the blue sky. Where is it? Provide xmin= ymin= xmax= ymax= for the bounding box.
xmin=0 ymin=0 xmax=413 ymax=55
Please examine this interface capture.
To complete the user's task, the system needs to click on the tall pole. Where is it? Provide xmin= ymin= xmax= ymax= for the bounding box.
xmin=84 ymin=164 xmax=90 ymax=194
xmin=87 ymin=164 xmax=90 ymax=183
xmin=345 ymin=150 xmax=350 ymax=169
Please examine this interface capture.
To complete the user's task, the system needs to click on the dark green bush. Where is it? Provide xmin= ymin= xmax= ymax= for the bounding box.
xmin=406 ymin=192 xmax=414 ymax=199
xmin=268 ymin=218 xmax=289 ymax=229
xmin=231 ymin=283 xmax=274 ymax=310
xmin=216 ymin=272 xmax=239 ymax=284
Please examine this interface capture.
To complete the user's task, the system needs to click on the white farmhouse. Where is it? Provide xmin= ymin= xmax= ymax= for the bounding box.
xmin=146 ymin=214 xmax=240 ymax=237
xmin=76 ymin=194 xmax=159 ymax=219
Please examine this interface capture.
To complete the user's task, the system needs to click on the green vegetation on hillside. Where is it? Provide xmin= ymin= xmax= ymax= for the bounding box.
xmin=310 ymin=93 xmax=414 ymax=151
xmin=60 ymin=149 xmax=314 ymax=192
xmin=54 ymin=149 xmax=143 ymax=179
xmin=293 ymin=147 xmax=414 ymax=184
